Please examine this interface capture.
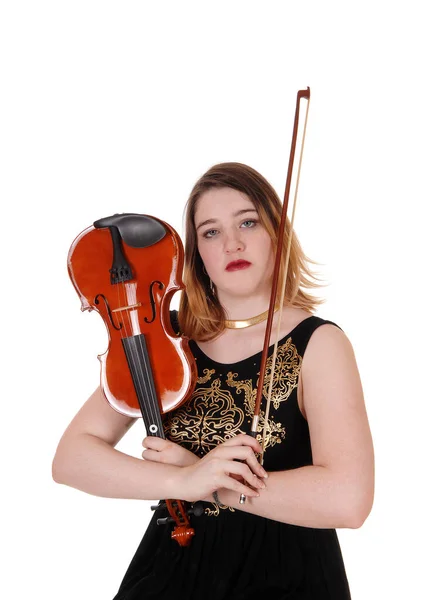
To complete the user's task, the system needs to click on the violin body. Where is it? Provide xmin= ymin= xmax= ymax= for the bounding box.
xmin=67 ymin=213 xmax=197 ymax=422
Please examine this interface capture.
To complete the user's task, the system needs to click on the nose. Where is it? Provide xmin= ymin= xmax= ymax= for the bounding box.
xmin=224 ymin=230 xmax=244 ymax=254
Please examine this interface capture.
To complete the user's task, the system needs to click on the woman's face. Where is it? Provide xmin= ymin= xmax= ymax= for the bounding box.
xmin=194 ymin=187 xmax=275 ymax=299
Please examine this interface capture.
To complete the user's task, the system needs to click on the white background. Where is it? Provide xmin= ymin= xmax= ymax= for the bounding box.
xmin=1 ymin=1 xmax=427 ymax=598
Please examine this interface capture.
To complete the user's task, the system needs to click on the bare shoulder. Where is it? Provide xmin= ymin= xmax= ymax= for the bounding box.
xmin=301 ymin=323 xmax=362 ymax=410
xmin=60 ymin=387 xmax=136 ymax=447
xmin=302 ymin=322 xmax=358 ymax=383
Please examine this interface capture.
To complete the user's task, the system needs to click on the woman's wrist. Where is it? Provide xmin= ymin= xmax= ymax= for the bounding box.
xmin=164 ymin=464 xmax=189 ymax=500
xmin=212 ymin=489 xmax=228 ymax=508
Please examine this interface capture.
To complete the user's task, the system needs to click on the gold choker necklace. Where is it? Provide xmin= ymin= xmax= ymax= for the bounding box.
xmin=224 ymin=305 xmax=280 ymax=329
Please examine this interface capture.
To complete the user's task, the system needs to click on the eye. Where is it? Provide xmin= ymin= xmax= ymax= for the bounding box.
xmin=202 ymin=228 xmax=218 ymax=239
xmin=241 ymin=219 xmax=257 ymax=228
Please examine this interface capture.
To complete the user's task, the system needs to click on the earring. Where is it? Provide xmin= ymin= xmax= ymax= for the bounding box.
xmin=210 ymin=278 xmax=216 ymax=295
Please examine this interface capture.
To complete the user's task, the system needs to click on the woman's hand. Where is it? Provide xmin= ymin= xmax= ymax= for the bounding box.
xmin=172 ymin=434 xmax=268 ymax=502
xmin=142 ymin=437 xmax=200 ymax=467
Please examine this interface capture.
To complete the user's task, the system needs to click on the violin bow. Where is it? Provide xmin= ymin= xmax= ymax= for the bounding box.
xmin=241 ymin=87 xmax=311 ymax=503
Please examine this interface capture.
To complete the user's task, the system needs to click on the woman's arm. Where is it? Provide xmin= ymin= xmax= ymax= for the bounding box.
xmin=52 ymin=388 xmax=265 ymax=500
xmin=205 ymin=325 xmax=375 ymax=529
xmin=52 ymin=387 xmax=184 ymax=500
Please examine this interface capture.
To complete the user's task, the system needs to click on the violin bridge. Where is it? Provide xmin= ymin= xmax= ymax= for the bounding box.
xmin=111 ymin=302 xmax=142 ymax=313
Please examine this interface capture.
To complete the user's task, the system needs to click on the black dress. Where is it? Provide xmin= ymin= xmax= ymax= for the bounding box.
xmin=113 ymin=314 xmax=351 ymax=599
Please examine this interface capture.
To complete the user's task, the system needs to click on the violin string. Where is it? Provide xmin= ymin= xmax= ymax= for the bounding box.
xmin=117 ymin=281 xmax=130 ymax=339
xmin=118 ymin=280 xmax=162 ymax=437
xmin=261 ymin=94 xmax=310 ymax=464
xmin=136 ymin=281 xmax=164 ymax=436
xmin=136 ymin=332 xmax=164 ymax=438
xmin=120 ymin=280 xmax=159 ymax=435
xmin=131 ymin=333 xmax=158 ymax=436
xmin=116 ymin=281 xmax=141 ymax=416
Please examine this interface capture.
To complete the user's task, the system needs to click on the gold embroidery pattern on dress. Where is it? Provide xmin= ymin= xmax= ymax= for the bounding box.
xmin=225 ymin=372 xmax=285 ymax=450
xmin=256 ymin=416 xmax=286 ymax=450
xmin=198 ymin=368 xmax=215 ymax=384
xmin=163 ymin=376 xmax=246 ymax=456
xmin=261 ymin=337 xmax=302 ymax=410
xmin=204 ymin=502 xmax=235 ymax=517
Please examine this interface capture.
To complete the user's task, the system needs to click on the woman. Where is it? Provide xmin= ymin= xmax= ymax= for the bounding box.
xmin=53 ymin=162 xmax=374 ymax=599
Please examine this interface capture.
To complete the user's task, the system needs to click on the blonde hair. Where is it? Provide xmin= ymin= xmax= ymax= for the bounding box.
xmin=178 ymin=162 xmax=324 ymax=341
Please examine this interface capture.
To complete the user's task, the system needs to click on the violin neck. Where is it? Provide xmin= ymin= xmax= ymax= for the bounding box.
xmin=121 ymin=334 xmax=165 ymax=439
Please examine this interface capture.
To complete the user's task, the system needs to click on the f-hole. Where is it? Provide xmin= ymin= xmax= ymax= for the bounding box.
xmin=145 ymin=281 xmax=164 ymax=324
xmin=95 ymin=294 xmax=123 ymax=331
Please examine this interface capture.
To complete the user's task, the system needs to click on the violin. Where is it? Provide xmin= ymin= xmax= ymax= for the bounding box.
xmin=67 ymin=213 xmax=202 ymax=546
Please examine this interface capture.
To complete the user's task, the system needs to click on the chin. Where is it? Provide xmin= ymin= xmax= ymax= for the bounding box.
xmin=223 ymin=282 xmax=262 ymax=298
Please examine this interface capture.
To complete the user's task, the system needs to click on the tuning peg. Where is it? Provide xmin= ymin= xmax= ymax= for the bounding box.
xmin=187 ymin=501 xmax=204 ymax=517
xmin=157 ymin=516 xmax=175 ymax=526
xmin=151 ymin=502 xmax=167 ymax=511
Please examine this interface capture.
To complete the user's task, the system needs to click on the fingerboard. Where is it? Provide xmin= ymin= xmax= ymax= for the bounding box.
xmin=121 ymin=334 xmax=165 ymax=439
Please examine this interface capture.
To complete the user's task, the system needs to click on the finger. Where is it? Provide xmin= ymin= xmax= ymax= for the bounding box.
xmin=141 ymin=448 xmax=164 ymax=462
xmin=242 ymin=455 xmax=268 ymax=480
xmin=222 ymin=461 xmax=266 ymax=490
xmin=212 ymin=446 xmax=268 ymax=478
xmin=217 ymin=474 xmax=261 ymax=498
xmin=142 ymin=436 xmax=169 ymax=450
xmin=221 ymin=434 xmax=263 ymax=454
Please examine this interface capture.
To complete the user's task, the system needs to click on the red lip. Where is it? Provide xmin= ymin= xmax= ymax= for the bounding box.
xmin=225 ymin=260 xmax=252 ymax=272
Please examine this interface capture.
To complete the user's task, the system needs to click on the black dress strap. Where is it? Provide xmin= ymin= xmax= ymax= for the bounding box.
xmin=295 ymin=316 xmax=342 ymax=357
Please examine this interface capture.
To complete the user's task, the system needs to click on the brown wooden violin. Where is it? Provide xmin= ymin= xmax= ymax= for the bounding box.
xmin=67 ymin=213 xmax=202 ymax=546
